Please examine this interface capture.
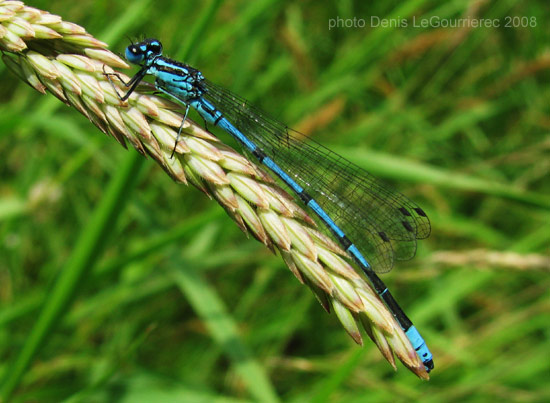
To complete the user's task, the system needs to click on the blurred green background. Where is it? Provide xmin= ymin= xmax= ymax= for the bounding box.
xmin=1 ymin=0 xmax=549 ymax=401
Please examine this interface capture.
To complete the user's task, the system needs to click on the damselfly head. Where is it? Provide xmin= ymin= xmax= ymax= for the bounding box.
xmin=125 ymin=38 xmax=163 ymax=65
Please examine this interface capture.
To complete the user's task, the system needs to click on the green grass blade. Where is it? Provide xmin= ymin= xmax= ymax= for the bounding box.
xmin=0 ymin=151 xmax=144 ymax=400
xmin=171 ymin=265 xmax=279 ymax=403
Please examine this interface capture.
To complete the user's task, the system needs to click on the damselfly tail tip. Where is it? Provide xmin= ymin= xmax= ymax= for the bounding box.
xmin=424 ymin=358 xmax=434 ymax=373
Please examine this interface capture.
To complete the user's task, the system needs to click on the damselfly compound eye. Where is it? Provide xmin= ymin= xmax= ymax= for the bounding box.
xmin=125 ymin=44 xmax=144 ymax=64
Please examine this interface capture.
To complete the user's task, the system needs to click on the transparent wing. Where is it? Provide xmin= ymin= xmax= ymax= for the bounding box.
xmin=203 ymin=80 xmax=430 ymax=273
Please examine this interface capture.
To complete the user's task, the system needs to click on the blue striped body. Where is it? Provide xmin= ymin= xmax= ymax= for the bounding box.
xmin=118 ymin=39 xmax=434 ymax=372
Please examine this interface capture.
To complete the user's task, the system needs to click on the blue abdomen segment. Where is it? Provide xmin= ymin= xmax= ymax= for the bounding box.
xmin=346 ymin=243 xmax=371 ymax=269
xmin=406 ymin=326 xmax=434 ymax=371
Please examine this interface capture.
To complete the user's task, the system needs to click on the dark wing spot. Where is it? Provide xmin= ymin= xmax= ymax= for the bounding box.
xmin=378 ymin=231 xmax=390 ymax=242
xmin=414 ymin=207 xmax=427 ymax=217
xmin=399 ymin=207 xmax=411 ymax=216
xmin=402 ymin=221 xmax=414 ymax=232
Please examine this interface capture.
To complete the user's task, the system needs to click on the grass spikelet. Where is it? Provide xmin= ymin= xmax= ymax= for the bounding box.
xmin=0 ymin=0 xmax=429 ymax=379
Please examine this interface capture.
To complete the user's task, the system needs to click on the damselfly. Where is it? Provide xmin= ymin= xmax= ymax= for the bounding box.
xmin=109 ymin=38 xmax=434 ymax=372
